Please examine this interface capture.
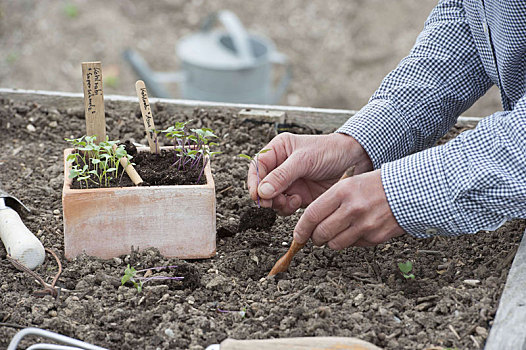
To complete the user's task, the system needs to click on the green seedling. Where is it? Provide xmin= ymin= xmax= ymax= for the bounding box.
xmin=398 ymin=260 xmax=415 ymax=280
xmin=66 ymin=136 xmax=132 ymax=188
xmin=162 ymin=121 xmax=220 ymax=183
xmin=6 ymin=52 xmax=18 ymax=64
xmin=104 ymin=75 xmax=119 ymax=89
xmin=63 ymin=2 xmax=79 ymax=18
xmin=238 ymin=149 xmax=271 ymax=207
xmin=121 ymin=264 xmax=184 ymax=293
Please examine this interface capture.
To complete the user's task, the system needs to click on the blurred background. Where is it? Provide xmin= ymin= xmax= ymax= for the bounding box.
xmin=0 ymin=0 xmax=500 ymax=117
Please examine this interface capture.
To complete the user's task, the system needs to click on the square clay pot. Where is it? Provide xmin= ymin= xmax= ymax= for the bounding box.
xmin=62 ymin=147 xmax=216 ymax=260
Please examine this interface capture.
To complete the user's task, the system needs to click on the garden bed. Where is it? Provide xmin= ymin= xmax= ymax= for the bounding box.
xmin=0 ymin=90 xmax=524 ymax=350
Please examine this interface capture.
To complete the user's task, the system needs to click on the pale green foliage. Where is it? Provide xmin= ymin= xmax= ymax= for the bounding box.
xmin=63 ymin=2 xmax=79 ymax=18
xmin=121 ymin=264 xmax=143 ymax=293
xmin=237 ymin=148 xmax=271 ymax=164
xmin=397 ymin=260 xmax=415 ymax=280
xmin=162 ymin=121 xmax=221 ymax=183
xmin=66 ymin=135 xmax=132 ymax=188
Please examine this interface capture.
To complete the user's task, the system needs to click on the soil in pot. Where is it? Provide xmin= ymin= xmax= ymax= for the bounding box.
xmin=69 ymin=142 xmax=208 ymax=189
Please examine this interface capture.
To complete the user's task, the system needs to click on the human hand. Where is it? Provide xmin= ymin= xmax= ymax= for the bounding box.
xmin=247 ymin=132 xmax=373 ymax=216
xmin=293 ymin=169 xmax=405 ymax=249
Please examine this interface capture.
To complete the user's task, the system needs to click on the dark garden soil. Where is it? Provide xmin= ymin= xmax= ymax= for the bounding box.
xmin=0 ymin=97 xmax=524 ymax=350
xmin=70 ymin=147 xmax=206 ymax=189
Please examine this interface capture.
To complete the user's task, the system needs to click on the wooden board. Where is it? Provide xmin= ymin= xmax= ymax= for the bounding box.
xmin=484 ymin=228 xmax=526 ymax=349
xmin=81 ymin=62 xmax=106 ymax=142
xmin=0 ymin=89 xmax=482 ymax=133
xmin=217 ymin=337 xmax=382 ymax=350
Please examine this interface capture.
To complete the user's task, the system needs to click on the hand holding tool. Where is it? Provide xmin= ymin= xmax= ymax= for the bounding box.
xmin=267 ymin=166 xmax=355 ymax=276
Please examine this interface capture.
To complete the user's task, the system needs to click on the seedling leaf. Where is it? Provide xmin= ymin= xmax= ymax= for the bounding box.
xmin=398 ymin=260 xmax=415 ymax=280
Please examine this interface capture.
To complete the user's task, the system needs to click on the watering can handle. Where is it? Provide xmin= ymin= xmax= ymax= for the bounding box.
xmin=270 ymin=51 xmax=292 ymax=104
xmin=201 ymin=10 xmax=254 ymax=66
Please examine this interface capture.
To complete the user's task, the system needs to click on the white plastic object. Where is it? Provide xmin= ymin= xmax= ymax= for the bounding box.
xmin=0 ymin=207 xmax=45 ymax=270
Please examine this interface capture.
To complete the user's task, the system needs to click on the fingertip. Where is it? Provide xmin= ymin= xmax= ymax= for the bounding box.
xmin=259 ymin=198 xmax=273 ymax=208
xmin=293 ymin=228 xmax=309 ymax=245
xmin=327 ymin=240 xmax=343 ymax=251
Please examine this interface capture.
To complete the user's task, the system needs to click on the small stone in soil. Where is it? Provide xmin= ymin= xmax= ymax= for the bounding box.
xmin=238 ymin=207 xmax=277 ymax=232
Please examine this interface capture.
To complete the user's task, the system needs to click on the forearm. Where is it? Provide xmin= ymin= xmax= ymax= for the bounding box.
xmin=383 ymin=95 xmax=526 ymax=237
xmin=338 ymin=0 xmax=492 ymax=169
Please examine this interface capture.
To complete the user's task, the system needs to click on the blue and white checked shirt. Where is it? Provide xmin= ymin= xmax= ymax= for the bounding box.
xmin=337 ymin=0 xmax=526 ymax=238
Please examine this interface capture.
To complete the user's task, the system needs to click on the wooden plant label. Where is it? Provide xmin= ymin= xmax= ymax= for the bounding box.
xmin=135 ymin=80 xmax=159 ymax=153
xmin=81 ymin=62 xmax=106 ymax=143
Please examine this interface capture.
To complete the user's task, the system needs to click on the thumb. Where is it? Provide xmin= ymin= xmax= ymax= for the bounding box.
xmin=258 ymin=154 xmax=305 ymax=199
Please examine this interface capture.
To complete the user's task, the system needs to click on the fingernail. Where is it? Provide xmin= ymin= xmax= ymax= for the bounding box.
xmin=259 ymin=182 xmax=275 ymax=197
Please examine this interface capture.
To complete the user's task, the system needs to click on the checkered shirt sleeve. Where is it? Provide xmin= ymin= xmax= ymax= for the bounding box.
xmin=336 ymin=0 xmax=526 ymax=238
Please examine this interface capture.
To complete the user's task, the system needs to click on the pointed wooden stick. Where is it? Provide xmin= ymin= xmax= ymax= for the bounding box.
xmin=81 ymin=62 xmax=106 ymax=144
xmin=112 ymin=144 xmax=143 ymax=186
xmin=121 ymin=157 xmax=143 ymax=186
xmin=135 ymin=80 xmax=159 ymax=153
xmin=267 ymin=166 xmax=356 ymax=277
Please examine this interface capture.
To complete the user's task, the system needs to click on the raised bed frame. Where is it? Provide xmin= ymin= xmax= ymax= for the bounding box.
xmin=0 ymin=88 xmax=520 ymax=348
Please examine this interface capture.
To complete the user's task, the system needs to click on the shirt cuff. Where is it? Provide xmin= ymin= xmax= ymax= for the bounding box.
xmin=335 ymin=99 xmax=416 ymax=169
xmin=381 ymin=143 xmax=506 ymax=238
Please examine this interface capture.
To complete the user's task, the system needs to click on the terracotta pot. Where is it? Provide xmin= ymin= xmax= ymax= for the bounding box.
xmin=62 ymin=147 xmax=216 ymax=260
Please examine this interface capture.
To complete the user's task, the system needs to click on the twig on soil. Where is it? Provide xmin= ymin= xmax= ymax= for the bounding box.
xmin=218 ymin=185 xmax=233 ymax=195
xmin=496 ymin=245 xmax=518 ymax=270
xmin=326 ymin=276 xmax=341 ymax=289
xmin=470 ymin=335 xmax=480 ymax=349
xmin=416 ymin=249 xmax=443 ymax=255
xmin=365 ymin=247 xmax=382 ymax=283
xmin=448 ymin=324 xmax=461 ymax=340
xmin=482 ymin=250 xmax=506 ymax=268
xmin=7 ymin=248 xmax=62 ymax=299
xmin=385 ymin=328 xmax=402 ymax=340
xmin=416 ymin=295 xmax=440 ymax=304
xmin=350 ymin=273 xmax=377 ymax=284
xmin=0 ymin=322 xmax=26 ymax=329
xmin=286 ymin=285 xmax=314 ymax=304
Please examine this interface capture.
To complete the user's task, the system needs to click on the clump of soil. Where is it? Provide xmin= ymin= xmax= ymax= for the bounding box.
xmin=238 ymin=207 xmax=277 ymax=232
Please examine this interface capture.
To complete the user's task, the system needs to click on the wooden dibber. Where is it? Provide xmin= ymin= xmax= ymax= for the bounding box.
xmin=267 ymin=166 xmax=356 ymax=277
xmin=135 ymin=80 xmax=159 ymax=153
xmin=81 ymin=62 xmax=106 ymax=144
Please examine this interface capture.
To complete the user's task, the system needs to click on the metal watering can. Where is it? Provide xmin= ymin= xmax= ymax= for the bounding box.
xmin=124 ymin=10 xmax=291 ymax=104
